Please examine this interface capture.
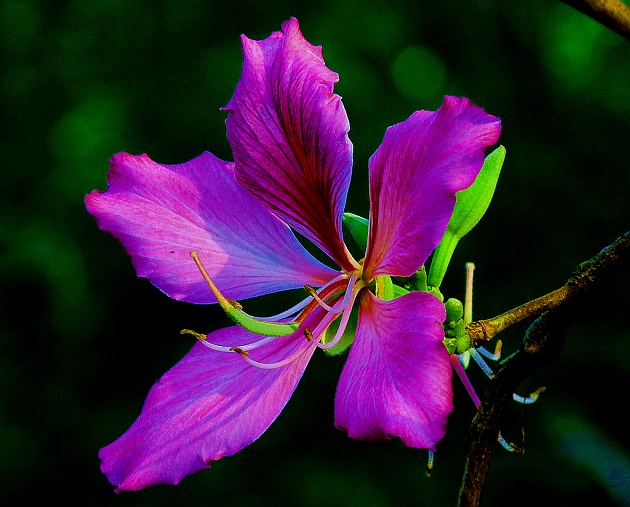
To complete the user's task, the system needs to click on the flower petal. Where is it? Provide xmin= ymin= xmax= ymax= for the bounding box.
xmin=224 ymin=18 xmax=355 ymax=271
xmin=363 ymin=96 xmax=501 ymax=280
xmin=86 ymin=152 xmax=338 ymax=303
xmin=334 ymin=290 xmax=452 ymax=450
xmin=99 ymin=325 xmax=317 ymax=491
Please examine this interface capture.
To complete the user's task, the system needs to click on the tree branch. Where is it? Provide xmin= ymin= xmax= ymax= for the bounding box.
xmin=457 ymin=230 xmax=630 ymax=506
xmin=560 ymin=0 xmax=630 ymax=41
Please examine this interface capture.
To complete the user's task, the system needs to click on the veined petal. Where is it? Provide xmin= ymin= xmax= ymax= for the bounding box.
xmin=363 ymin=96 xmax=501 ymax=280
xmin=334 ymin=290 xmax=452 ymax=450
xmin=99 ymin=324 xmax=317 ymax=491
xmin=224 ymin=17 xmax=356 ymax=271
xmin=86 ymin=152 xmax=338 ymax=303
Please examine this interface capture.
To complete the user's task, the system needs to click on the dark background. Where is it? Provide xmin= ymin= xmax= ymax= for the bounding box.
xmin=2 ymin=0 xmax=630 ymax=505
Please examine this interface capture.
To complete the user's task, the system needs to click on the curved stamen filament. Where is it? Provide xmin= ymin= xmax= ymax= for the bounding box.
xmin=238 ymin=340 xmax=318 ymax=370
xmin=183 ymin=327 xmax=318 ymax=369
xmin=513 ymin=387 xmax=546 ymax=404
xmin=318 ymin=276 xmax=362 ymax=350
xmin=304 ymin=284 xmax=337 ymax=312
xmin=185 ymin=329 xmax=286 ymax=353
xmin=469 ymin=349 xmax=495 ymax=378
xmin=255 ymin=273 xmax=349 ymax=322
xmin=190 ymin=251 xmax=298 ymax=336
xmin=477 ymin=340 xmax=502 ymax=360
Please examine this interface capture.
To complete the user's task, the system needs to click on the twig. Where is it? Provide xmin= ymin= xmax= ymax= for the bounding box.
xmin=466 ymin=230 xmax=630 ymax=345
xmin=560 ymin=0 xmax=630 ymax=41
xmin=457 ymin=230 xmax=630 ymax=506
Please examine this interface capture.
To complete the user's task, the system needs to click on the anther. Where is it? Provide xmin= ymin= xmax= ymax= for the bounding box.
xmin=513 ymin=386 xmax=546 ymax=404
xmin=426 ymin=451 xmax=434 ymax=477
xmin=229 ymin=346 xmax=249 ymax=357
xmin=304 ymin=328 xmax=314 ymax=341
xmin=226 ymin=298 xmax=243 ymax=310
xmin=190 ymin=250 xmax=298 ymax=337
xmin=181 ymin=329 xmax=207 ymax=341
xmin=303 ymin=284 xmax=337 ymax=312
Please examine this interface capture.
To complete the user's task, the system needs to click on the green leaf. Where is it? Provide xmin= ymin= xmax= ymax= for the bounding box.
xmin=343 ymin=212 xmax=369 ymax=253
xmin=428 ymin=145 xmax=505 ymax=288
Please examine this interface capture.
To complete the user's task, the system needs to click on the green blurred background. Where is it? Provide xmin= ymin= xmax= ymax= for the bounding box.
xmin=1 ymin=0 xmax=630 ymax=505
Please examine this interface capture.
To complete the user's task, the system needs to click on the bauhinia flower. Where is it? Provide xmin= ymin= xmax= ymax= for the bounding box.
xmin=86 ymin=17 xmax=501 ymax=492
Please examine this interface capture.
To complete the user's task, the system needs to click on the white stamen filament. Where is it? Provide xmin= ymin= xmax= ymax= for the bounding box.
xmin=239 ymin=340 xmax=319 ymax=370
xmin=197 ymin=334 xmax=282 ymax=353
xmin=317 ymin=277 xmax=361 ymax=350
xmin=245 ymin=273 xmax=349 ymax=322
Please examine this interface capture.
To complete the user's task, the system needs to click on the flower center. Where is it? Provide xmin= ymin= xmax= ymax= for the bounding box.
xmin=181 ymin=251 xmax=366 ymax=369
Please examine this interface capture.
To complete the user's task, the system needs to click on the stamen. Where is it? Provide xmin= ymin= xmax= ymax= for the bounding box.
xmin=190 ymin=251 xmax=298 ymax=337
xmin=477 ymin=340 xmax=502 ymax=360
xmin=513 ymin=386 xmax=545 ymax=404
xmin=239 ymin=341 xmax=317 ymax=370
xmin=241 ymin=274 xmax=349 ymax=323
xmin=226 ymin=298 xmax=243 ymax=310
xmin=498 ymin=434 xmax=521 ymax=452
xmin=304 ymin=328 xmax=313 ymax=341
xmin=308 ymin=274 xmax=362 ymax=348
xmin=304 ymin=284 xmax=336 ymax=312
xmin=318 ymin=277 xmax=360 ymax=350
xmin=182 ymin=328 xmax=234 ymax=352
xmin=182 ymin=328 xmax=286 ymax=353
xmin=426 ymin=451 xmax=434 ymax=477
xmin=464 ymin=262 xmax=475 ymax=325
xmin=229 ymin=346 xmax=248 ymax=357
xmin=451 ymin=354 xmax=481 ymax=407
xmin=451 ymin=354 xmax=520 ymax=452
xmin=470 ymin=348 xmax=495 ymax=378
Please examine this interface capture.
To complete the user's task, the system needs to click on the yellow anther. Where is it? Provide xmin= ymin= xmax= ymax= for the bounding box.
xmin=226 ymin=298 xmax=243 ymax=310
xmin=190 ymin=250 xmax=299 ymax=337
xmin=180 ymin=329 xmax=207 ymax=341
xmin=304 ymin=328 xmax=313 ymax=341
xmin=229 ymin=346 xmax=249 ymax=357
xmin=304 ymin=284 xmax=318 ymax=297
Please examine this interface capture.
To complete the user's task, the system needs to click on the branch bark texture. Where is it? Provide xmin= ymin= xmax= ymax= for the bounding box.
xmin=561 ymin=0 xmax=630 ymax=41
xmin=458 ymin=230 xmax=630 ymax=506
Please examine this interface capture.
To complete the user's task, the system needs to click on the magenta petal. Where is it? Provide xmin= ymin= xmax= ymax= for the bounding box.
xmin=364 ymin=96 xmax=501 ymax=279
xmin=224 ymin=18 xmax=355 ymax=271
xmin=334 ymin=290 xmax=452 ymax=450
xmin=99 ymin=326 xmax=317 ymax=491
xmin=86 ymin=152 xmax=338 ymax=303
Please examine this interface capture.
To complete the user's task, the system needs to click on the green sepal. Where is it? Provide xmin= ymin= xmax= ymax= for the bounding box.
xmin=392 ymin=283 xmax=410 ymax=299
xmin=428 ymin=145 xmax=506 ymax=288
xmin=343 ymin=212 xmax=369 ymax=253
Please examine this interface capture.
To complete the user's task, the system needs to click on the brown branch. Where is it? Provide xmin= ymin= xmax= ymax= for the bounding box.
xmin=457 ymin=230 xmax=630 ymax=507
xmin=560 ymin=0 xmax=630 ymax=41
xmin=466 ymin=230 xmax=630 ymax=345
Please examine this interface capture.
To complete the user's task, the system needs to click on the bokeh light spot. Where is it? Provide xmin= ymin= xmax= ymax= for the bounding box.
xmin=392 ymin=45 xmax=446 ymax=102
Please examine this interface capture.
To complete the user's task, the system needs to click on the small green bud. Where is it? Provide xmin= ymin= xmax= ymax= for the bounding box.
xmin=444 ymin=297 xmax=464 ymax=323
xmin=343 ymin=212 xmax=369 ymax=253
xmin=428 ymin=146 xmax=506 ymax=288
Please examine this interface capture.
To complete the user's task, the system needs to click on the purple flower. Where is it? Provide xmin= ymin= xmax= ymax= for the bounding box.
xmin=86 ymin=18 xmax=501 ymax=492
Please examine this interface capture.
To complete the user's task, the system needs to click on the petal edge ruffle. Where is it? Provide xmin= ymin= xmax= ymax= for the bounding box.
xmin=364 ymin=96 xmax=501 ymax=280
xmin=334 ymin=290 xmax=452 ymax=450
xmin=99 ymin=324 xmax=317 ymax=491
xmin=86 ymin=151 xmax=338 ymax=303
xmin=224 ymin=17 xmax=356 ymax=271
